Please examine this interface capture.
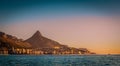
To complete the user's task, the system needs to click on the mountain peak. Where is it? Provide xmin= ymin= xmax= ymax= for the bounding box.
xmin=34 ymin=30 xmax=42 ymax=36
xmin=26 ymin=30 xmax=64 ymax=48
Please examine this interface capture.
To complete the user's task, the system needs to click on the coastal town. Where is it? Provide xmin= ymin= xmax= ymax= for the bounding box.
xmin=0 ymin=31 xmax=95 ymax=55
xmin=0 ymin=47 xmax=91 ymax=55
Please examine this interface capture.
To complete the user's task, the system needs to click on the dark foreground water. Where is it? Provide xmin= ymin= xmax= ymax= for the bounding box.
xmin=0 ymin=55 xmax=120 ymax=66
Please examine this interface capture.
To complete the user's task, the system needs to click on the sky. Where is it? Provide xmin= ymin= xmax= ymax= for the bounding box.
xmin=0 ymin=0 xmax=120 ymax=54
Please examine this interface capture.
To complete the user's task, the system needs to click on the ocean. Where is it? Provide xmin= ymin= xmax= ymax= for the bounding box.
xmin=0 ymin=55 xmax=119 ymax=66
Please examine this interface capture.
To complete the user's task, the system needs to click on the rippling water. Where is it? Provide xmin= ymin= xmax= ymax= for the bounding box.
xmin=0 ymin=55 xmax=120 ymax=66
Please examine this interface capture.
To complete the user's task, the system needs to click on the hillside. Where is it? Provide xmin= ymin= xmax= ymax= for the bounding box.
xmin=0 ymin=31 xmax=93 ymax=54
xmin=0 ymin=32 xmax=31 ymax=49
xmin=26 ymin=31 xmax=67 ymax=48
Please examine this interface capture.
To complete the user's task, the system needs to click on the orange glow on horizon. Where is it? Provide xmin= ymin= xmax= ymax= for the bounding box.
xmin=1 ymin=16 xmax=120 ymax=54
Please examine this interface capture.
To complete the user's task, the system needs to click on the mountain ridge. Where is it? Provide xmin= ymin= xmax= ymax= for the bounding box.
xmin=26 ymin=31 xmax=67 ymax=48
xmin=0 ymin=31 xmax=31 ymax=49
xmin=0 ymin=30 xmax=94 ymax=54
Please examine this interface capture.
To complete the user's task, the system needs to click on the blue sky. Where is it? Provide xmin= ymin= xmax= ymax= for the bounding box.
xmin=0 ymin=0 xmax=120 ymax=24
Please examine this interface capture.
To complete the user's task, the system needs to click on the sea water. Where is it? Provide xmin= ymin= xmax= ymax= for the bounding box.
xmin=0 ymin=55 xmax=119 ymax=66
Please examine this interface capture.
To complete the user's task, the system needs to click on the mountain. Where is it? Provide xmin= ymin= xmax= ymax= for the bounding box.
xmin=0 ymin=31 xmax=31 ymax=49
xmin=0 ymin=31 xmax=94 ymax=54
xmin=26 ymin=30 xmax=67 ymax=48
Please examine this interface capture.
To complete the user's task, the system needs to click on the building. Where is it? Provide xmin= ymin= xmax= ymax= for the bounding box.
xmin=0 ymin=47 xmax=8 ymax=55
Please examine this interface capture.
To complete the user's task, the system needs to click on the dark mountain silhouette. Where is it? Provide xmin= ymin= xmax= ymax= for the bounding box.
xmin=0 ymin=31 xmax=94 ymax=54
xmin=26 ymin=30 xmax=67 ymax=48
xmin=0 ymin=31 xmax=31 ymax=49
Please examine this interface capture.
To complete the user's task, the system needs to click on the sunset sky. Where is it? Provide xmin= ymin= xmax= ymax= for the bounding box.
xmin=0 ymin=0 xmax=120 ymax=54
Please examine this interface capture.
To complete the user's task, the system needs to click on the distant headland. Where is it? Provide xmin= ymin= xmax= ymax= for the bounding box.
xmin=0 ymin=31 xmax=95 ymax=55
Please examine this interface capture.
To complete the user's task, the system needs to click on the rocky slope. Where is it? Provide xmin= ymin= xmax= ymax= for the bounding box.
xmin=0 ymin=31 xmax=94 ymax=54
xmin=26 ymin=31 xmax=67 ymax=48
xmin=0 ymin=31 xmax=31 ymax=49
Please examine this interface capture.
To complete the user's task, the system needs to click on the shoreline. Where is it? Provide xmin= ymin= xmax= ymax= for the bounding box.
xmin=0 ymin=54 xmax=119 ymax=56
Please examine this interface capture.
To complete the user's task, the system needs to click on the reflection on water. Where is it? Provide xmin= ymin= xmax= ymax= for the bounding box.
xmin=0 ymin=55 xmax=120 ymax=66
